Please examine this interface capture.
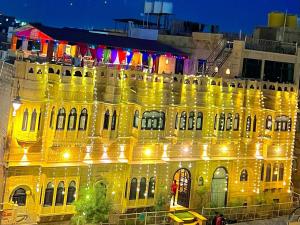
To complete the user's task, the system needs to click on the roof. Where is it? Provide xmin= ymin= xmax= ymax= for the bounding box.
xmin=29 ymin=23 xmax=184 ymax=55
xmin=114 ymin=18 xmax=157 ymax=27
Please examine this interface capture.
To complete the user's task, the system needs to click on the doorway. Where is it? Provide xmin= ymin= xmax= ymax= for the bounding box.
xmin=172 ymin=168 xmax=191 ymax=208
xmin=211 ymin=167 xmax=228 ymax=207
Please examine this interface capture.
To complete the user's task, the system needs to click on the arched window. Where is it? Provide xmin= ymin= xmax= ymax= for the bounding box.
xmin=44 ymin=182 xmax=54 ymax=206
xmin=175 ymin=113 xmax=178 ymax=129
xmin=49 ymin=107 xmax=55 ymax=129
xmin=38 ymin=111 xmax=42 ymax=131
xmin=66 ymin=181 xmax=76 ymax=205
xmin=30 ymin=109 xmax=37 ymax=131
xmin=12 ymin=188 xmax=26 ymax=206
xmin=138 ymin=177 xmax=147 ymax=199
xmin=279 ymin=163 xmax=284 ymax=181
xmin=111 ymin=110 xmax=117 ymax=130
xmin=266 ymin=163 xmax=271 ymax=182
xmin=226 ymin=113 xmax=232 ymax=131
xmin=141 ymin=111 xmax=165 ymax=130
xmin=214 ymin=114 xmax=217 ymax=130
xmin=68 ymin=108 xmax=77 ymax=130
xmin=240 ymin=169 xmax=248 ymax=181
xmin=133 ymin=110 xmax=139 ymax=128
xmin=272 ymin=163 xmax=278 ymax=181
xmin=148 ymin=177 xmax=155 ymax=198
xmin=179 ymin=112 xmax=187 ymax=130
xmin=266 ymin=115 xmax=272 ymax=130
xmin=253 ymin=115 xmax=257 ymax=132
xmin=56 ymin=108 xmax=66 ymax=130
xmin=188 ymin=112 xmax=195 ymax=130
xmin=55 ymin=181 xmax=65 ymax=206
xmin=48 ymin=68 xmax=54 ymax=73
xmin=246 ymin=116 xmax=251 ymax=132
xmin=129 ymin=178 xmax=137 ymax=200
xmin=74 ymin=71 xmax=82 ymax=77
xmin=22 ymin=109 xmax=29 ymax=131
xmin=260 ymin=163 xmax=264 ymax=181
xmin=79 ymin=108 xmax=88 ymax=130
xmin=275 ymin=115 xmax=289 ymax=131
xmin=233 ymin=113 xmax=239 ymax=131
xmin=103 ymin=110 xmax=110 ymax=130
xmin=218 ymin=113 xmax=225 ymax=131
xmin=196 ymin=112 xmax=203 ymax=130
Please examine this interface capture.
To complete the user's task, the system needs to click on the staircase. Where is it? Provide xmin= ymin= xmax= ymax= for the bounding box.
xmin=205 ymin=39 xmax=233 ymax=77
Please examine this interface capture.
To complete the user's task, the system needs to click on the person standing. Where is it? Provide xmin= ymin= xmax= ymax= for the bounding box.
xmin=212 ymin=212 xmax=219 ymax=225
xmin=171 ymin=180 xmax=178 ymax=206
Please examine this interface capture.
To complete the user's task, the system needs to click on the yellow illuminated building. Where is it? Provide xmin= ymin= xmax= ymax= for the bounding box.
xmin=1 ymin=57 xmax=297 ymax=222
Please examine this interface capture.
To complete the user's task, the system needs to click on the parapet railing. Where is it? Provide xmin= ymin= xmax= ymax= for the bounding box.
xmin=245 ymin=37 xmax=298 ymax=55
xmin=202 ymin=201 xmax=300 ymax=223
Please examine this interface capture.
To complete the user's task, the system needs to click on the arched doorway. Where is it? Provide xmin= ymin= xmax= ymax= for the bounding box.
xmin=211 ymin=167 xmax=228 ymax=207
xmin=172 ymin=168 xmax=191 ymax=208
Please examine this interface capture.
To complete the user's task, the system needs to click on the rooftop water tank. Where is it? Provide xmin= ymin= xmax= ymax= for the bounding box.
xmin=268 ymin=12 xmax=285 ymax=28
xmin=286 ymin=14 xmax=298 ymax=28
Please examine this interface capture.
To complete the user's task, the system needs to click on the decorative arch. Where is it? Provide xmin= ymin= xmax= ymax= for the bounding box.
xmin=188 ymin=112 xmax=195 ymax=130
xmin=103 ymin=110 xmax=110 ymax=130
xmin=66 ymin=181 xmax=76 ymax=204
xmin=55 ymin=181 xmax=65 ymax=206
xmin=133 ymin=110 xmax=139 ymax=128
xmin=129 ymin=178 xmax=137 ymax=200
xmin=79 ymin=108 xmax=88 ymax=130
xmin=211 ymin=167 xmax=228 ymax=207
xmin=233 ymin=113 xmax=239 ymax=131
xmin=240 ymin=169 xmax=248 ymax=181
xmin=196 ymin=112 xmax=203 ymax=130
xmin=253 ymin=115 xmax=257 ymax=132
xmin=272 ymin=163 xmax=279 ymax=181
xmin=12 ymin=188 xmax=27 ymax=206
xmin=226 ymin=113 xmax=232 ymax=131
xmin=218 ymin=113 xmax=225 ymax=131
xmin=68 ymin=108 xmax=77 ymax=130
xmin=279 ymin=163 xmax=284 ymax=181
xmin=111 ymin=110 xmax=117 ymax=130
xmin=44 ymin=182 xmax=54 ymax=206
xmin=148 ymin=177 xmax=155 ymax=198
xmin=74 ymin=71 xmax=82 ymax=77
xmin=138 ymin=177 xmax=147 ymax=199
xmin=266 ymin=164 xmax=271 ymax=182
xmin=56 ymin=108 xmax=66 ymax=130
xmin=49 ymin=107 xmax=55 ymax=129
xmin=22 ymin=108 xmax=29 ymax=131
xmin=30 ymin=109 xmax=37 ymax=131
xmin=266 ymin=115 xmax=272 ymax=130
xmin=48 ymin=68 xmax=54 ymax=73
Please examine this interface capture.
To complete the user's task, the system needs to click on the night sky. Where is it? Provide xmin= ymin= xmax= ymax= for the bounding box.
xmin=1 ymin=0 xmax=299 ymax=33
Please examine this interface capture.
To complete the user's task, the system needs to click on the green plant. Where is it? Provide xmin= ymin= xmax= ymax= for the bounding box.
xmin=71 ymin=184 xmax=112 ymax=225
xmin=196 ymin=187 xmax=210 ymax=208
xmin=255 ymin=193 xmax=266 ymax=205
xmin=154 ymin=190 xmax=170 ymax=211
xmin=229 ymin=198 xmax=244 ymax=207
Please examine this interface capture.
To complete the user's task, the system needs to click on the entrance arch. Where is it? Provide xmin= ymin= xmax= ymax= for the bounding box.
xmin=172 ymin=168 xmax=191 ymax=208
xmin=211 ymin=167 xmax=228 ymax=207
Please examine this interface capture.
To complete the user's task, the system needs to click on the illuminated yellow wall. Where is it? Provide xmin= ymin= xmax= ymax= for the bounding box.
xmin=3 ymin=60 xmax=297 ymax=222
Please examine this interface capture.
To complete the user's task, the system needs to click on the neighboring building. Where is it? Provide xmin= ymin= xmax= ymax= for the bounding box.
xmin=0 ymin=23 xmax=298 ymax=223
xmin=0 ymin=61 xmax=14 ymax=205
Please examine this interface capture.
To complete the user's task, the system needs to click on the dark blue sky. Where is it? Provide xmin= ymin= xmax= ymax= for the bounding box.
xmin=1 ymin=0 xmax=299 ymax=33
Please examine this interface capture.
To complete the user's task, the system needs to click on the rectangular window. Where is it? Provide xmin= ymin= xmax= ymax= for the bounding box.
xmin=242 ymin=58 xmax=262 ymax=79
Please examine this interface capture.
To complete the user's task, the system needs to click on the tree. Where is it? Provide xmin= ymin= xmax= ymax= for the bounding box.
xmin=71 ymin=183 xmax=112 ymax=225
